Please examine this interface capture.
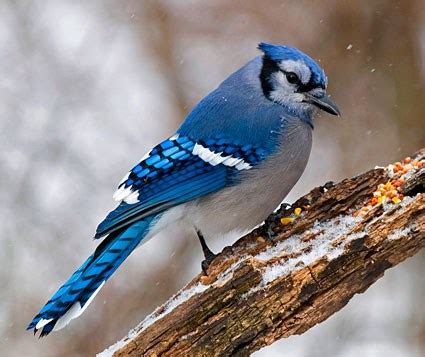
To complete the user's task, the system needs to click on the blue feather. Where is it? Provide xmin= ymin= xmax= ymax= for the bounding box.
xmin=96 ymin=164 xmax=227 ymax=238
xmin=28 ymin=41 xmax=333 ymax=337
xmin=178 ymin=59 xmax=289 ymax=149
xmin=27 ymin=217 xmax=157 ymax=336
xmin=258 ymin=42 xmax=326 ymax=88
xmin=95 ymin=133 xmax=270 ymax=238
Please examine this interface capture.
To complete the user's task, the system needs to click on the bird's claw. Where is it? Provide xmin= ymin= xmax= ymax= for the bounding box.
xmin=201 ymin=251 xmax=217 ymax=275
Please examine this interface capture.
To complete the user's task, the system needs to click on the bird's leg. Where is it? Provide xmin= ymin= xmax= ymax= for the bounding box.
xmin=265 ymin=226 xmax=275 ymax=240
xmin=195 ymin=229 xmax=217 ymax=274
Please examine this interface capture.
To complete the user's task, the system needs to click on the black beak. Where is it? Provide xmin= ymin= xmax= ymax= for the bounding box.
xmin=304 ymin=92 xmax=341 ymax=116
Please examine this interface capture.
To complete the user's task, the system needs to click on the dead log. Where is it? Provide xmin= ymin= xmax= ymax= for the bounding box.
xmin=99 ymin=149 xmax=425 ymax=357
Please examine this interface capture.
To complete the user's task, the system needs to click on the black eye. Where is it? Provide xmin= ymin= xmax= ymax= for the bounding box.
xmin=285 ymin=72 xmax=299 ymax=85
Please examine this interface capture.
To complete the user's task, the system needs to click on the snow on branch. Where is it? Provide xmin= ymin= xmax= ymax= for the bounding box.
xmin=100 ymin=149 xmax=424 ymax=357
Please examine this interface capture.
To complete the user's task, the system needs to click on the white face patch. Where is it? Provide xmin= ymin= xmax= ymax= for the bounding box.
xmin=278 ymin=60 xmax=311 ymax=84
xmin=268 ymin=70 xmax=305 ymax=105
xmin=309 ymin=87 xmax=325 ymax=97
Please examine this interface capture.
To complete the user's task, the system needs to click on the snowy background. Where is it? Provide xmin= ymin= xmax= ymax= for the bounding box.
xmin=1 ymin=1 xmax=424 ymax=356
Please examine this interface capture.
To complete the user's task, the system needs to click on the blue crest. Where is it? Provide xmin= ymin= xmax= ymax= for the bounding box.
xmin=258 ymin=42 xmax=327 ymax=88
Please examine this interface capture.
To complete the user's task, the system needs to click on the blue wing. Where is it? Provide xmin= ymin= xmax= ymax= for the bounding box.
xmin=95 ymin=134 xmax=268 ymax=239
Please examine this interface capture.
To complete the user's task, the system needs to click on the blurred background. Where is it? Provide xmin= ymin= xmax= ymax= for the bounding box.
xmin=1 ymin=0 xmax=424 ymax=356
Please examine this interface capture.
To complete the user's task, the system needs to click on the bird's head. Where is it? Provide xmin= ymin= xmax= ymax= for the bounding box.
xmin=258 ymin=42 xmax=340 ymax=117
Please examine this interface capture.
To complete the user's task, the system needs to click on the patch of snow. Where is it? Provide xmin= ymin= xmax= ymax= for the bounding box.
xmin=97 ymin=254 xmax=253 ymax=356
xmin=97 ymin=282 xmax=208 ymax=357
xmin=99 ymin=196 xmax=418 ymax=355
xmin=387 ymin=225 xmax=415 ymax=241
xmin=399 ymin=195 xmax=415 ymax=207
xmin=97 ymin=337 xmax=129 ymax=357
xmin=135 ymin=283 xmax=208 ymax=333
xmin=256 ymin=215 xmax=363 ymax=285
xmin=215 ymin=259 xmax=246 ymax=285
xmin=403 ymin=167 xmax=424 ymax=181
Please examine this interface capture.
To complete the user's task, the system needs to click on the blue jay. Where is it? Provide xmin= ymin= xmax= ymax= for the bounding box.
xmin=28 ymin=42 xmax=340 ymax=336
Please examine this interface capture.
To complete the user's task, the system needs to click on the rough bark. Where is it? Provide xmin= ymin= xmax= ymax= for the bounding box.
xmin=101 ymin=149 xmax=425 ymax=357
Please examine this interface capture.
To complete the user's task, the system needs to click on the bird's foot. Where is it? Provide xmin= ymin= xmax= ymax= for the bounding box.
xmin=265 ymin=226 xmax=276 ymax=240
xmin=195 ymin=228 xmax=218 ymax=274
xmin=201 ymin=250 xmax=217 ymax=275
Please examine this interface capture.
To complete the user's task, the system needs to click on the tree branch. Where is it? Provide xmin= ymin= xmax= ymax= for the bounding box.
xmin=100 ymin=149 xmax=424 ymax=357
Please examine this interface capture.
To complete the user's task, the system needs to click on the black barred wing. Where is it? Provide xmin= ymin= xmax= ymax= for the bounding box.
xmin=95 ymin=134 xmax=267 ymax=238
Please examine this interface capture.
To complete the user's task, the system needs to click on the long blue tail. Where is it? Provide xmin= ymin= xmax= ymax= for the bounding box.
xmin=27 ymin=216 xmax=156 ymax=336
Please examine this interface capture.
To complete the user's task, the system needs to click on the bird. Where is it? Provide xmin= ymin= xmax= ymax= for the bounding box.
xmin=28 ymin=42 xmax=340 ymax=336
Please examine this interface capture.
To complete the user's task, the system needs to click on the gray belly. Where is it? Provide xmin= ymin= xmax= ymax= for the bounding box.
xmin=185 ymin=118 xmax=313 ymax=238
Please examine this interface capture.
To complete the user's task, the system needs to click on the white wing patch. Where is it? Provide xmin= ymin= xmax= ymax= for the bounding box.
xmin=113 ymin=186 xmax=133 ymax=202
xmin=113 ymin=185 xmax=140 ymax=204
xmin=192 ymin=143 xmax=252 ymax=170
xmin=112 ymin=135 xmax=252 ymax=204
xmin=123 ymin=190 xmax=139 ymax=204
xmin=113 ymin=135 xmax=181 ymax=203
xmin=235 ymin=161 xmax=251 ymax=170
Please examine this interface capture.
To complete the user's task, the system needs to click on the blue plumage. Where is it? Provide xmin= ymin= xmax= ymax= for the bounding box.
xmin=95 ymin=134 xmax=269 ymax=239
xmin=28 ymin=217 xmax=157 ymax=336
xmin=28 ymin=42 xmax=339 ymax=336
xmin=179 ymin=57 xmax=286 ymax=148
xmin=258 ymin=42 xmax=327 ymax=89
